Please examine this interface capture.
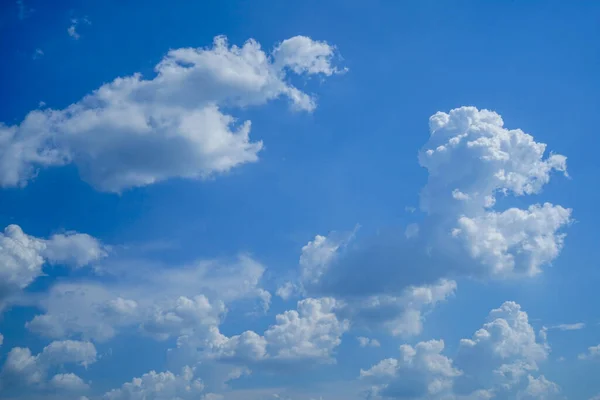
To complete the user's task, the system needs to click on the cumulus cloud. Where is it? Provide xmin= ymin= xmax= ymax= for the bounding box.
xmin=0 ymin=35 xmax=341 ymax=192
xmin=280 ymin=107 xmax=570 ymax=338
xmin=452 ymin=203 xmax=571 ymax=277
xmin=275 ymin=281 xmax=301 ymax=301
xmin=360 ymin=340 xmax=460 ymax=399
xmin=0 ymin=225 xmax=106 ymax=311
xmin=263 ymin=297 xmax=348 ymax=362
xmin=1 ymin=340 xmax=95 ymax=390
xmin=578 ymin=344 xmax=600 ymax=360
xmin=516 ymin=375 xmax=561 ymax=400
xmin=104 ymin=366 xmax=205 ymax=400
xmin=299 ymin=230 xmax=355 ymax=287
xmin=336 ymin=279 xmax=457 ymax=337
xmin=360 ymin=302 xmax=560 ymax=400
xmin=420 ymin=106 xmax=571 ymax=278
xmin=281 ymin=227 xmax=455 ymax=337
xmin=49 ymin=373 xmax=89 ymax=392
xmin=454 ymin=302 xmax=551 ymax=397
xmin=174 ymin=297 xmax=349 ymax=368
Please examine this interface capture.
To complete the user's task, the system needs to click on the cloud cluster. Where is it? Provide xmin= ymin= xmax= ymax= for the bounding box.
xmin=1 ymin=340 xmax=95 ymax=392
xmin=26 ymin=256 xmax=268 ymax=342
xmin=360 ymin=340 xmax=460 ymax=399
xmin=0 ymin=101 xmax=574 ymax=398
xmin=361 ymin=302 xmax=561 ymax=400
xmin=454 ymin=302 xmax=550 ymax=397
xmin=0 ymin=224 xmax=107 ymax=311
xmin=174 ymin=297 xmax=349 ymax=367
xmin=0 ymin=35 xmax=341 ymax=192
xmin=277 ymin=107 xmax=570 ymax=341
xmin=103 ymin=366 xmax=205 ymax=400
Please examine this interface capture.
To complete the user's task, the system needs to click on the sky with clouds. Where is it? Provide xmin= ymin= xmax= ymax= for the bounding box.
xmin=0 ymin=0 xmax=599 ymax=399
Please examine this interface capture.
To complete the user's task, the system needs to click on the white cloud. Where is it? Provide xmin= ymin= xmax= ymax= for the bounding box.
xmin=67 ymin=17 xmax=90 ymax=40
xmin=174 ymin=297 xmax=349 ymax=368
xmin=452 ymin=203 xmax=571 ymax=277
xmin=360 ymin=340 xmax=460 ymax=399
xmin=27 ymin=255 xmax=268 ymax=342
xmin=104 ymin=366 xmax=205 ymax=400
xmin=42 ymin=231 xmax=109 ymax=268
xmin=1 ymin=340 xmax=96 ymax=388
xmin=0 ymin=35 xmax=341 ymax=192
xmin=454 ymin=302 xmax=550 ymax=396
xmin=276 ymin=281 xmax=301 ymax=301
xmin=337 ymin=279 xmax=456 ymax=337
xmin=299 ymin=231 xmax=354 ymax=287
xmin=67 ymin=25 xmax=79 ymax=39
xmin=548 ymin=322 xmax=585 ymax=331
xmin=357 ymin=337 xmax=381 ymax=348
xmin=264 ymin=297 xmax=348 ymax=361
xmin=49 ymin=373 xmax=89 ymax=392
xmin=420 ymin=107 xmax=567 ymax=215
xmin=360 ymin=302 xmax=560 ymax=400
xmin=0 ymin=225 xmax=106 ymax=311
xmin=286 ymin=107 xmax=570 ymax=336
xmin=516 ymin=375 xmax=561 ymax=400
xmin=578 ymin=344 xmax=600 ymax=360
xmin=272 ymin=36 xmax=344 ymax=76
xmin=291 ymin=228 xmax=456 ymax=337
xmin=420 ymin=107 xmax=571 ymax=278
xmin=140 ymin=295 xmax=225 ymax=341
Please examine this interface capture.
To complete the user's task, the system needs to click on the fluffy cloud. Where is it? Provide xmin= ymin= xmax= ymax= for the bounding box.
xmin=0 ymin=225 xmax=106 ymax=311
xmin=27 ymin=255 xmax=268 ymax=342
xmin=280 ymin=107 xmax=570 ymax=338
xmin=336 ymin=279 xmax=457 ymax=337
xmin=49 ymin=373 xmax=89 ymax=392
xmin=454 ymin=302 xmax=551 ymax=397
xmin=299 ymin=231 xmax=355 ymax=287
xmin=174 ymin=297 xmax=349 ymax=367
xmin=104 ymin=366 xmax=205 ymax=400
xmin=280 ymin=229 xmax=455 ymax=337
xmin=141 ymin=295 xmax=225 ymax=341
xmin=263 ymin=297 xmax=348 ymax=361
xmin=452 ymin=203 xmax=571 ymax=277
xmin=420 ymin=107 xmax=570 ymax=277
xmin=360 ymin=340 xmax=460 ymax=399
xmin=578 ymin=344 xmax=600 ymax=360
xmin=0 ymin=35 xmax=341 ymax=192
xmin=516 ymin=375 xmax=561 ymax=400
xmin=420 ymin=107 xmax=567 ymax=214
xmin=1 ymin=340 xmax=95 ymax=390
xmin=360 ymin=302 xmax=560 ymax=400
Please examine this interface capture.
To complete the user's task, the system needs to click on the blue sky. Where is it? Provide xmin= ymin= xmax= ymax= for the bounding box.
xmin=0 ymin=0 xmax=599 ymax=399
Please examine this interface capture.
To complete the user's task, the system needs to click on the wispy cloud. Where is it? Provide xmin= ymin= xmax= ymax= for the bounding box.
xmin=32 ymin=48 xmax=44 ymax=60
xmin=68 ymin=17 xmax=91 ymax=40
xmin=16 ymin=0 xmax=33 ymax=20
xmin=549 ymin=322 xmax=586 ymax=331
